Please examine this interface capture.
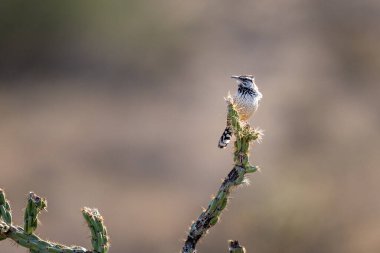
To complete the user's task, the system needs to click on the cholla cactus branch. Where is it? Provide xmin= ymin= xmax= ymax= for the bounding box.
xmin=181 ymin=101 xmax=262 ymax=253
xmin=0 ymin=189 xmax=109 ymax=253
xmin=0 ymin=189 xmax=12 ymax=241
xmin=82 ymin=207 xmax=109 ymax=253
xmin=0 ymin=190 xmax=12 ymax=225
xmin=24 ymin=192 xmax=47 ymax=234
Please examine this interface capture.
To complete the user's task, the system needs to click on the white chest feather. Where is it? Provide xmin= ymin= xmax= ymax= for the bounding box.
xmin=233 ymin=92 xmax=261 ymax=121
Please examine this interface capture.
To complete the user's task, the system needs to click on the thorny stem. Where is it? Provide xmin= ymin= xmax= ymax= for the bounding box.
xmin=0 ymin=189 xmax=109 ymax=253
xmin=181 ymin=100 xmax=262 ymax=253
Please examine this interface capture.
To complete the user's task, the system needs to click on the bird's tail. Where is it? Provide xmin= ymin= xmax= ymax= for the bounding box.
xmin=218 ymin=126 xmax=233 ymax=149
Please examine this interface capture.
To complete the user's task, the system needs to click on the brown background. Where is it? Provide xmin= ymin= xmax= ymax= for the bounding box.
xmin=1 ymin=1 xmax=380 ymax=253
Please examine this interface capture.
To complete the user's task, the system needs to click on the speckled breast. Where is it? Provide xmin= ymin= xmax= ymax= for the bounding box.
xmin=233 ymin=94 xmax=258 ymax=122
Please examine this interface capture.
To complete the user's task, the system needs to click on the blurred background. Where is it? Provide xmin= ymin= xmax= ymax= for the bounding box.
xmin=1 ymin=1 xmax=379 ymax=253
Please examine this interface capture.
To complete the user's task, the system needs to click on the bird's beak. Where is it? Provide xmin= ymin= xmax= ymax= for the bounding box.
xmin=231 ymin=75 xmax=240 ymax=80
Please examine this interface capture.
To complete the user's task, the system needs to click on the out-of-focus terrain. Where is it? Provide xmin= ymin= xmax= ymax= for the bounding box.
xmin=1 ymin=1 xmax=380 ymax=253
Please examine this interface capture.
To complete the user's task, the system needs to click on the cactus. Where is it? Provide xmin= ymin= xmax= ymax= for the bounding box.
xmin=229 ymin=240 xmax=246 ymax=253
xmin=181 ymin=98 xmax=263 ymax=253
xmin=0 ymin=189 xmax=109 ymax=253
xmin=24 ymin=192 xmax=47 ymax=235
xmin=1 ymin=93 xmax=261 ymax=253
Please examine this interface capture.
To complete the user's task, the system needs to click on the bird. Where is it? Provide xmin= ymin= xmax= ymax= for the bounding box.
xmin=218 ymin=75 xmax=263 ymax=149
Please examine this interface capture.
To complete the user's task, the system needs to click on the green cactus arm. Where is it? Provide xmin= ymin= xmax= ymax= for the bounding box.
xmin=0 ymin=189 xmax=109 ymax=253
xmin=24 ymin=192 xmax=47 ymax=235
xmin=82 ymin=207 xmax=109 ymax=253
xmin=181 ymin=99 xmax=263 ymax=253
xmin=0 ymin=189 xmax=12 ymax=225
xmin=0 ymin=189 xmax=12 ymax=241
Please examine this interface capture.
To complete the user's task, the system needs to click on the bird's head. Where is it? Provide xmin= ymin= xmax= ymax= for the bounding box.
xmin=231 ymin=75 xmax=255 ymax=89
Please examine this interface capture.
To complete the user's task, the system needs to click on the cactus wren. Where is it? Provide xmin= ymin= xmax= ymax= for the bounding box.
xmin=218 ymin=75 xmax=262 ymax=148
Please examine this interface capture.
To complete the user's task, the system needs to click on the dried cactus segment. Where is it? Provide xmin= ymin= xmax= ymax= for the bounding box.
xmin=228 ymin=240 xmax=246 ymax=253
